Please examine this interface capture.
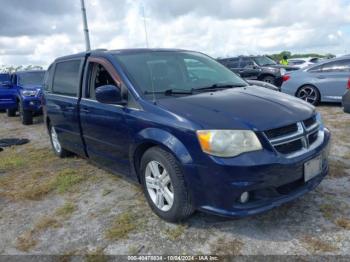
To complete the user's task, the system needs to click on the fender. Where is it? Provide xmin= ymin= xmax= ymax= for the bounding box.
xmin=129 ymin=127 xmax=194 ymax=181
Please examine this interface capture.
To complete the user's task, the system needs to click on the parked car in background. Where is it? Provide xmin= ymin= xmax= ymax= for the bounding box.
xmin=281 ymin=57 xmax=350 ymax=105
xmin=5 ymin=70 xmax=45 ymax=125
xmin=288 ymin=57 xmax=323 ymax=69
xmin=218 ymin=55 xmax=298 ymax=87
xmin=0 ymin=73 xmax=16 ymax=112
xmin=342 ymin=77 xmax=350 ymax=113
xmin=43 ymin=49 xmax=330 ymax=222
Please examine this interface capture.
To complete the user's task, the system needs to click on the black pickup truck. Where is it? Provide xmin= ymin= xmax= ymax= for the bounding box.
xmin=218 ymin=55 xmax=298 ymax=87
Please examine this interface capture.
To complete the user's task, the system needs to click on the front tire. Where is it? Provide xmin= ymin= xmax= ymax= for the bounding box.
xmin=6 ymin=108 xmax=16 ymax=117
xmin=140 ymin=147 xmax=194 ymax=222
xmin=296 ymin=85 xmax=320 ymax=105
xmin=49 ymin=124 xmax=71 ymax=158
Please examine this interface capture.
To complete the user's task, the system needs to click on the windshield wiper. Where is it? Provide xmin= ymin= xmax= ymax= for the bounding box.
xmin=193 ymin=83 xmax=247 ymax=92
xmin=144 ymin=89 xmax=193 ymax=96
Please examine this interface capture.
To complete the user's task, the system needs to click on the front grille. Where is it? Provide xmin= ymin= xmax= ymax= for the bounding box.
xmin=303 ymin=116 xmax=317 ymax=129
xmin=275 ymin=139 xmax=303 ymax=154
xmin=264 ymin=115 xmax=321 ymax=157
xmin=265 ymin=124 xmax=298 ymax=139
xmin=308 ymin=131 xmax=318 ymax=145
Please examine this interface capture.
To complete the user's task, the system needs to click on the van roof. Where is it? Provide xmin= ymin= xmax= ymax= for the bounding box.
xmin=54 ymin=48 xmax=193 ymax=62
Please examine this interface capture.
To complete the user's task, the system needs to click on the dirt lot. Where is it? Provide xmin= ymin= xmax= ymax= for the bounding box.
xmin=0 ymin=105 xmax=349 ymax=256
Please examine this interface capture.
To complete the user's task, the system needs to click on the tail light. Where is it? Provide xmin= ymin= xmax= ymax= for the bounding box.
xmin=347 ymin=78 xmax=350 ymax=89
xmin=282 ymin=75 xmax=290 ymax=82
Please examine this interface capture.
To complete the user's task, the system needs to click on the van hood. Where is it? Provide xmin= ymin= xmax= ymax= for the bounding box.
xmin=157 ymin=86 xmax=315 ymax=131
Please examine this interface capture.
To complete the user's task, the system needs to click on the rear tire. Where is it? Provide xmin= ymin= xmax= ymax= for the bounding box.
xmin=140 ymin=147 xmax=194 ymax=222
xmin=261 ymin=75 xmax=275 ymax=84
xmin=6 ymin=108 xmax=16 ymax=117
xmin=49 ymin=124 xmax=71 ymax=158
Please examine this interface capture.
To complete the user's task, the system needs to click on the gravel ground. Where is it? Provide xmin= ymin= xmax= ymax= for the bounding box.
xmin=0 ymin=105 xmax=349 ymax=256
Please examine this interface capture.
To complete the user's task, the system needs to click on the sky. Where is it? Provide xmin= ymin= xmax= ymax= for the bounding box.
xmin=0 ymin=0 xmax=349 ymax=68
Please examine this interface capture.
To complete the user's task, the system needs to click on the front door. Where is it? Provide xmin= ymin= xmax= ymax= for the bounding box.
xmin=79 ymin=57 xmax=131 ymax=175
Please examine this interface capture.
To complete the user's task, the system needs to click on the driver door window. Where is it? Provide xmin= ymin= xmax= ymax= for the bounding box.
xmin=88 ymin=63 xmax=118 ymax=99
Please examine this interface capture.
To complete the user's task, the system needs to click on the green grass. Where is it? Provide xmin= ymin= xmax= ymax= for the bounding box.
xmin=0 ymin=151 xmax=27 ymax=171
xmin=105 ymin=212 xmax=136 ymax=240
xmin=165 ymin=225 xmax=187 ymax=240
xmin=53 ymin=169 xmax=85 ymax=193
xmin=55 ymin=202 xmax=76 ymax=217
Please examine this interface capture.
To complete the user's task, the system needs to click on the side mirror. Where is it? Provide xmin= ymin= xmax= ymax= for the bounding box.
xmin=95 ymin=85 xmax=126 ymax=105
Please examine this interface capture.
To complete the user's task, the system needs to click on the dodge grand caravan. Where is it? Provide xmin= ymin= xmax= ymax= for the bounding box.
xmin=43 ymin=49 xmax=330 ymax=222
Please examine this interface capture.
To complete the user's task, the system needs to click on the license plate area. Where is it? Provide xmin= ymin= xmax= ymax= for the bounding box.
xmin=304 ymin=155 xmax=322 ymax=182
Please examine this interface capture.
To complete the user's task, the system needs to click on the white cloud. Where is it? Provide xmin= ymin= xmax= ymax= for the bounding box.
xmin=0 ymin=0 xmax=350 ymax=67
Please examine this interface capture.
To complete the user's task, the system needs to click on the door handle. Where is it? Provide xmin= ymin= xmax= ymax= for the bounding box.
xmin=316 ymin=75 xmax=326 ymax=79
xmin=64 ymin=106 xmax=75 ymax=111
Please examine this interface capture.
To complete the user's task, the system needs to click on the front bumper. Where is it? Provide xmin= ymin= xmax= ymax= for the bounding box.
xmin=185 ymin=128 xmax=331 ymax=218
xmin=22 ymin=97 xmax=42 ymax=114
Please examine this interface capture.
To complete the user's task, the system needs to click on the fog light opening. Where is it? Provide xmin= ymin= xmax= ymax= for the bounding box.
xmin=239 ymin=192 xmax=249 ymax=204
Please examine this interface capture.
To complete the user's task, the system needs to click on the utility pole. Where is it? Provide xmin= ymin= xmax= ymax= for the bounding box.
xmin=80 ymin=0 xmax=91 ymax=51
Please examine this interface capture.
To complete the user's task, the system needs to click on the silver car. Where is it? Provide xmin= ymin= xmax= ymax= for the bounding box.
xmin=281 ymin=56 xmax=350 ymax=105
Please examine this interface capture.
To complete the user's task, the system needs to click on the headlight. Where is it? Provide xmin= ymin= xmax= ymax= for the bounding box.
xmin=196 ymin=130 xmax=262 ymax=157
xmin=280 ymin=68 xmax=286 ymax=76
xmin=21 ymin=90 xmax=38 ymax=97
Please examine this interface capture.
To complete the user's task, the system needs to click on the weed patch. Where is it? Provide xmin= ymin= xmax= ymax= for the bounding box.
xmin=105 ymin=212 xmax=137 ymax=240
xmin=301 ymin=236 xmax=338 ymax=253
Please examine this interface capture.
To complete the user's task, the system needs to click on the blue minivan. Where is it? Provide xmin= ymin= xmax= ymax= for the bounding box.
xmin=43 ymin=49 xmax=330 ymax=222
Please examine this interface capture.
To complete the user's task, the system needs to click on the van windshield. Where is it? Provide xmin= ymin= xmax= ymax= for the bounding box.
xmin=114 ymin=51 xmax=247 ymax=97
xmin=17 ymin=72 xmax=45 ymax=86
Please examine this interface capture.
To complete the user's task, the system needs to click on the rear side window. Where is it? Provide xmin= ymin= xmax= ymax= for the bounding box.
xmin=225 ymin=58 xmax=239 ymax=68
xmin=309 ymin=59 xmax=350 ymax=73
xmin=239 ymin=58 xmax=254 ymax=68
xmin=322 ymin=59 xmax=350 ymax=72
xmin=53 ymin=60 xmax=81 ymax=96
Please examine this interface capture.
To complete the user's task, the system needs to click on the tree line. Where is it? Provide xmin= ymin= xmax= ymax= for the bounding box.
xmin=0 ymin=65 xmax=44 ymax=73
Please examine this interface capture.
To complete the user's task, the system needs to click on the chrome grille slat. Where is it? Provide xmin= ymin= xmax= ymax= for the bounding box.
xmin=264 ymin=116 xmax=323 ymax=157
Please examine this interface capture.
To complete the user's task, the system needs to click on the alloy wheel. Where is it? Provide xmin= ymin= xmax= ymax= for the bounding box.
xmin=51 ymin=127 xmax=62 ymax=153
xmin=297 ymin=86 xmax=318 ymax=105
xmin=145 ymin=160 xmax=174 ymax=212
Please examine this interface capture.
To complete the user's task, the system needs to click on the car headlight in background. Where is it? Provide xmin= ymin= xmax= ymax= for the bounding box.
xmin=21 ymin=90 xmax=39 ymax=97
xmin=196 ymin=130 xmax=262 ymax=157
xmin=280 ymin=68 xmax=286 ymax=76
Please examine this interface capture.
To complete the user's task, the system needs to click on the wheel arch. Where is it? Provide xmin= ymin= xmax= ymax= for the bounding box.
xmin=130 ymin=128 xmax=193 ymax=183
xmin=258 ymin=73 xmax=275 ymax=81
